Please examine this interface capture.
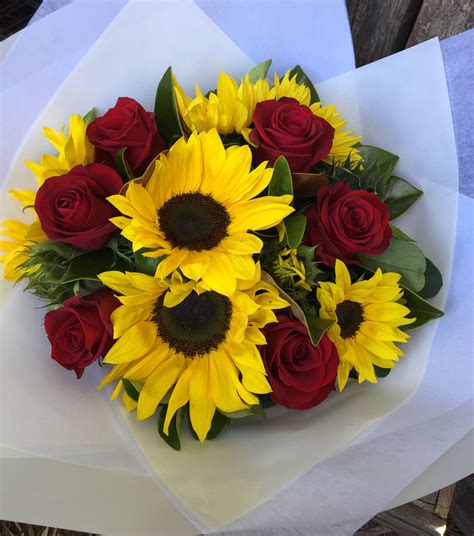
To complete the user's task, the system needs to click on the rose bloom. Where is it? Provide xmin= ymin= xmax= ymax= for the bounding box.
xmin=260 ymin=311 xmax=339 ymax=410
xmin=35 ymin=163 xmax=122 ymax=251
xmin=306 ymin=181 xmax=392 ymax=266
xmin=249 ymin=97 xmax=334 ymax=172
xmin=87 ymin=97 xmax=167 ymax=174
xmin=44 ymin=290 xmax=119 ymax=378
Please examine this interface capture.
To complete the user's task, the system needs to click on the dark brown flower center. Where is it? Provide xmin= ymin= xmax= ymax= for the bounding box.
xmin=335 ymin=300 xmax=364 ymax=339
xmin=153 ymin=291 xmax=232 ymax=358
xmin=158 ymin=192 xmax=230 ymax=250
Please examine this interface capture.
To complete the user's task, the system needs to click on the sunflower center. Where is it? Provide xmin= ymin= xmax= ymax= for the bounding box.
xmin=336 ymin=300 xmax=364 ymax=339
xmin=153 ymin=291 xmax=232 ymax=358
xmin=158 ymin=192 xmax=230 ymax=251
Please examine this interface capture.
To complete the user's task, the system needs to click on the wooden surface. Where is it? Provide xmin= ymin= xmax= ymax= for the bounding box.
xmin=347 ymin=0 xmax=473 ymax=66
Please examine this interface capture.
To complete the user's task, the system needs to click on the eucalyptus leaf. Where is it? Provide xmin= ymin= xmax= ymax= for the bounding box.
xmin=358 ymin=238 xmax=426 ymax=292
xmin=374 ymin=365 xmax=392 ymax=378
xmin=268 ymin=156 xmax=293 ymax=197
xmin=114 ymin=147 xmax=134 ymax=182
xmin=261 ymin=271 xmax=334 ymax=345
xmin=381 ymin=175 xmax=423 ymax=220
xmin=259 ymin=393 xmax=276 ymax=409
xmin=357 ymin=145 xmax=399 ymax=185
xmin=155 ymin=66 xmax=184 ymax=146
xmin=417 ymin=257 xmax=443 ymax=300
xmin=390 ymin=225 xmax=416 ymax=242
xmin=134 ymin=249 xmax=161 ymax=276
xmin=60 ymin=249 xmax=125 ymax=283
xmin=207 ymin=411 xmax=231 ymax=440
xmin=122 ymin=378 xmax=139 ymax=402
xmin=401 ymin=285 xmax=444 ymax=330
xmin=157 ymin=405 xmax=182 ymax=451
xmin=247 ymin=59 xmax=272 ymax=83
xmin=284 ymin=214 xmax=306 ymax=249
xmin=83 ymin=107 xmax=96 ymax=125
xmin=382 ymin=175 xmax=423 ymax=219
xmin=289 ymin=65 xmax=319 ymax=103
xmin=221 ymin=405 xmax=265 ymax=419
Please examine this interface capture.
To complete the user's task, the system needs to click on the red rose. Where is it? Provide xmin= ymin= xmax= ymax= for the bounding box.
xmin=87 ymin=97 xmax=166 ymax=174
xmin=249 ymin=97 xmax=334 ymax=172
xmin=306 ymin=181 xmax=392 ymax=266
xmin=260 ymin=312 xmax=339 ymax=410
xmin=35 ymin=163 xmax=122 ymax=251
xmin=44 ymin=290 xmax=119 ymax=378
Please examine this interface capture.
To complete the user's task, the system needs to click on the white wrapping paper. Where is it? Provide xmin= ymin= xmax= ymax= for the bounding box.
xmin=0 ymin=1 xmax=462 ymax=531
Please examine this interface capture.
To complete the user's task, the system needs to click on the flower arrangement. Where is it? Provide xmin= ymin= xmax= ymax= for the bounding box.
xmin=1 ymin=60 xmax=444 ymax=449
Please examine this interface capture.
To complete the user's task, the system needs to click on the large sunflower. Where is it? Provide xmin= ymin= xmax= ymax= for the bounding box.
xmin=108 ymin=129 xmax=294 ymax=296
xmin=173 ymin=70 xmax=362 ymax=166
xmin=98 ymin=264 xmax=288 ymax=442
xmin=1 ymin=114 xmax=93 ymax=280
xmin=317 ymin=259 xmax=415 ymax=391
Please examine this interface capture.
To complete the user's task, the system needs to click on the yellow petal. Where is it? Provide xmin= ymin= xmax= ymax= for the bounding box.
xmin=104 ymin=322 xmax=157 ymax=364
xmin=137 ymin=355 xmax=186 ymax=420
xmin=188 ymin=356 xmax=216 ymax=442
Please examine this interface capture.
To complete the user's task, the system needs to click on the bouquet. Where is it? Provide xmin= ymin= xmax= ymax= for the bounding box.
xmin=1 ymin=60 xmax=444 ymax=450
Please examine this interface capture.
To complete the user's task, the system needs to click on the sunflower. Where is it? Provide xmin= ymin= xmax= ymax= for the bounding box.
xmin=1 ymin=114 xmax=93 ymax=280
xmin=173 ymin=70 xmax=362 ymax=166
xmin=98 ymin=264 xmax=288 ymax=442
xmin=317 ymin=259 xmax=416 ymax=391
xmin=108 ymin=129 xmax=294 ymax=296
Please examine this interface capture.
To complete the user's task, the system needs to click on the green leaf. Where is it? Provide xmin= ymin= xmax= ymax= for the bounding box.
xmin=390 ymin=225 xmax=416 ymax=242
xmin=358 ymin=238 xmax=426 ymax=292
xmin=207 ymin=411 xmax=231 ymax=440
xmin=268 ymin=156 xmax=293 ymax=197
xmin=418 ymin=257 xmax=443 ymax=300
xmin=259 ymin=393 xmax=276 ymax=409
xmin=134 ymin=249 xmax=161 ymax=276
xmin=382 ymin=175 xmax=423 ymax=220
xmin=221 ymin=405 xmax=265 ymax=419
xmin=114 ymin=147 xmax=134 ymax=182
xmin=401 ymin=285 xmax=444 ymax=330
xmin=284 ymin=214 xmax=306 ymax=249
xmin=304 ymin=308 xmax=336 ymax=346
xmin=83 ymin=108 xmax=96 ymax=125
xmin=157 ymin=405 xmax=182 ymax=451
xmin=357 ymin=145 xmax=399 ymax=185
xmin=155 ymin=66 xmax=184 ymax=146
xmin=374 ymin=365 xmax=392 ymax=378
xmin=247 ymin=59 xmax=272 ymax=83
xmin=260 ymin=271 xmax=335 ymax=346
xmin=122 ymin=379 xmax=140 ymax=402
xmin=289 ymin=65 xmax=319 ymax=104
xmin=60 ymin=248 xmax=122 ymax=283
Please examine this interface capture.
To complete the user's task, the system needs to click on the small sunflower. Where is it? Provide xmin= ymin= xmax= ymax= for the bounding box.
xmin=317 ymin=259 xmax=415 ymax=390
xmin=98 ymin=265 xmax=288 ymax=442
xmin=173 ymin=70 xmax=361 ymax=165
xmin=108 ymin=129 xmax=294 ymax=296
xmin=1 ymin=114 xmax=93 ymax=280
xmin=25 ymin=114 xmax=94 ymax=186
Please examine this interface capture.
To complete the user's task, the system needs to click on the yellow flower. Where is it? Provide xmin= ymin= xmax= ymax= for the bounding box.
xmin=317 ymin=259 xmax=415 ymax=391
xmin=0 ymin=191 xmax=46 ymax=281
xmin=174 ymin=70 xmax=362 ymax=166
xmin=98 ymin=264 xmax=288 ymax=442
xmin=1 ymin=114 xmax=93 ymax=281
xmin=25 ymin=114 xmax=94 ymax=186
xmin=108 ymin=129 xmax=294 ymax=296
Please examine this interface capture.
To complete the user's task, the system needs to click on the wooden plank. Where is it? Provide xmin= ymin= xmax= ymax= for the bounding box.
xmin=346 ymin=0 xmax=422 ymax=66
xmin=375 ymin=502 xmax=447 ymax=535
xmin=407 ymin=0 xmax=474 ymax=46
xmin=433 ymin=483 xmax=456 ymax=519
